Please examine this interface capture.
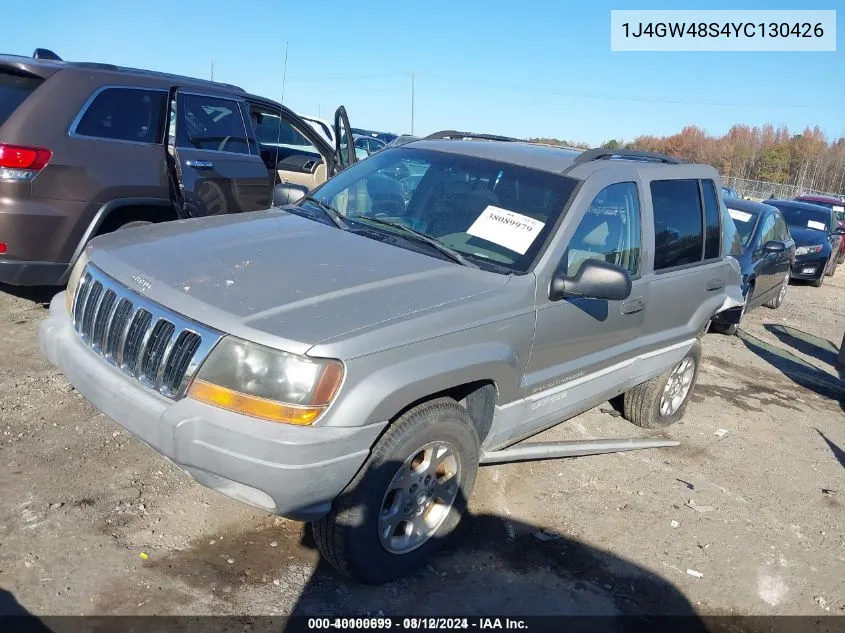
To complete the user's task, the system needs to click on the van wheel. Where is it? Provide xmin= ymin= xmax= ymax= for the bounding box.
xmin=623 ymin=340 xmax=702 ymax=429
xmin=116 ymin=220 xmax=152 ymax=230
xmin=312 ymin=398 xmax=480 ymax=585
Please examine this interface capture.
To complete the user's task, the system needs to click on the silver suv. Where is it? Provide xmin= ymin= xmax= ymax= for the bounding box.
xmin=38 ymin=135 xmax=744 ymax=584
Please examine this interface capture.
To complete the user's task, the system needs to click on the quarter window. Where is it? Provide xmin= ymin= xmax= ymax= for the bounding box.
xmin=565 ymin=182 xmax=641 ymax=277
xmin=177 ymin=94 xmax=250 ymax=155
xmin=75 ymin=88 xmax=165 ymax=143
xmin=650 ymin=179 xmax=704 ymax=271
xmin=701 ymin=180 xmax=721 ymax=259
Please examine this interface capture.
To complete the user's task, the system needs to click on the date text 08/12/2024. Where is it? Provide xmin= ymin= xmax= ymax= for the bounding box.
xmin=307 ymin=618 xmax=528 ymax=630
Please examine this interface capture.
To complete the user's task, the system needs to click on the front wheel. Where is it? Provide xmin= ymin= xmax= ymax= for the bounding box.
xmin=312 ymin=398 xmax=480 ymax=584
xmin=623 ymin=340 xmax=702 ymax=429
xmin=764 ymin=272 xmax=789 ymax=309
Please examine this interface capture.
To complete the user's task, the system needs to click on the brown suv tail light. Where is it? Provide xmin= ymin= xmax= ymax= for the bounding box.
xmin=0 ymin=144 xmax=52 ymax=181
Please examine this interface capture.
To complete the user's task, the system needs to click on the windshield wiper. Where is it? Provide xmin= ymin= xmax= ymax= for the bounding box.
xmin=357 ymin=216 xmax=478 ymax=268
xmin=301 ymin=196 xmax=349 ymax=229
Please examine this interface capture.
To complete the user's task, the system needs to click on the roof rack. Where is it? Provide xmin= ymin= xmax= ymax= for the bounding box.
xmin=573 ymin=148 xmax=686 ymax=165
xmin=424 ymin=130 xmax=520 ymax=142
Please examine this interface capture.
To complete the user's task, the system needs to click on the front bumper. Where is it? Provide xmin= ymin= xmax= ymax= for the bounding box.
xmin=791 ymin=255 xmax=827 ymax=281
xmin=37 ymin=293 xmax=386 ymax=521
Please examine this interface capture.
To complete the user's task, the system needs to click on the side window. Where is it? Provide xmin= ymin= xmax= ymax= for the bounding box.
xmin=774 ymin=215 xmax=790 ymax=241
xmin=650 ymin=179 xmax=704 ymax=271
xmin=564 ymin=182 xmax=641 ymax=277
xmin=248 ymin=109 xmax=321 ymax=168
xmin=74 ymin=88 xmax=165 ymax=143
xmin=758 ymin=214 xmax=777 ymax=247
xmin=701 ymin=180 xmax=721 ymax=259
xmin=177 ymin=94 xmax=250 ymax=155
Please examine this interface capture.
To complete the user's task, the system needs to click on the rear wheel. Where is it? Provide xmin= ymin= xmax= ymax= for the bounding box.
xmin=312 ymin=398 xmax=480 ymax=584
xmin=764 ymin=272 xmax=789 ymax=309
xmin=623 ymin=341 xmax=702 ymax=429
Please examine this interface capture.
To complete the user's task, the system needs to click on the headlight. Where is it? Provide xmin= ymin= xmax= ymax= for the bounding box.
xmin=64 ymin=251 xmax=89 ymax=313
xmin=796 ymin=245 xmax=823 ymax=256
xmin=187 ymin=337 xmax=344 ymax=425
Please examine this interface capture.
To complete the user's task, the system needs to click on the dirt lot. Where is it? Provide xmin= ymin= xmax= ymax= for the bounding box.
xmin=0 ymin=270 xmax=843 ymax=619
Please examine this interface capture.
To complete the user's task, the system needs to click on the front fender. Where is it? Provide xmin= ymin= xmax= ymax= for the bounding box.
xmin=321 ymin=340 xmax=525 ymax=428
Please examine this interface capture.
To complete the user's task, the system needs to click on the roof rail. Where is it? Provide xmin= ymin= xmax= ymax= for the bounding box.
xmin=573 ymin=148 xmax=686 ymax=165
xmin=33 ymin=48 xmax=62 ymax=61
xmin=424 ymin=130 xmax=520 ymax=142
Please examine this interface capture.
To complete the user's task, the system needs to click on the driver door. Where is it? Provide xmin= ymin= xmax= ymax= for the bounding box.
xmin=170 ymin=89 xmax=271 ymax=216
xmin=333 ymin=106 xmax=357 ymax=172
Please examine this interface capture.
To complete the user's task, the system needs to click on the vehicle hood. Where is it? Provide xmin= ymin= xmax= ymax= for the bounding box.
xmin=87 ymin=210 xmax=511 ymax=356
xmin=788 ymin=226 xmax=829 ymax=247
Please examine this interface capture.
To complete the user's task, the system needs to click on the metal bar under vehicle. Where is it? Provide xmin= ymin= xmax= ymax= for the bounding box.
xmin=479 ymin=437 xmax=680 ymax=465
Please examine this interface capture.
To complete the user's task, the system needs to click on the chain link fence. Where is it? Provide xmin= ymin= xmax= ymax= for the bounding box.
xmin=721 ymin=176 xmax=844 ymax=202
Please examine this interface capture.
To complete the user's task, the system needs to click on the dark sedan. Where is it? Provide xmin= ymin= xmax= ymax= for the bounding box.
xmin=793 ymin=195 xmax=845 ymax=252
xmin=765 ymin=199 xmax=845 ymax=287
xmin=712 ymin=199 xmax=795 ymax=334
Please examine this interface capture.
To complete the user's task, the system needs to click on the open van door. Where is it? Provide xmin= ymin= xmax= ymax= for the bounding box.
xmin=333 ymin=106 xmax=356 ymax=171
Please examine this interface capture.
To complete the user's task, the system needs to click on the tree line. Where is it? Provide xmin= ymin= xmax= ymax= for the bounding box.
xmin=529 ymin=125 xmax=845 ymax=195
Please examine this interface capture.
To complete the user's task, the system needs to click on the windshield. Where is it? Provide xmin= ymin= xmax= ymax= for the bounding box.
xmin=726 ymin=205 xmax=760 ymax=247
xmin=305 ymin=147 xmax=578 ymax=272
xmin=773 ymin=204 xmax=830 ymax=232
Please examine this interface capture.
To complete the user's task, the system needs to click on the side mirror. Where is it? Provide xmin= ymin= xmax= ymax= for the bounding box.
xmin=762 ymin=240 xmax=787 ymax=253
xmin=549 ymin=259 xmax=632 ymax=302
xmin=271 ymin=183 xmax=308 ymax=207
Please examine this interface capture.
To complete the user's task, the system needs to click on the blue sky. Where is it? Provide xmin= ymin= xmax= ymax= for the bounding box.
xmin=5 ymin=0 xmax=843 ymax=145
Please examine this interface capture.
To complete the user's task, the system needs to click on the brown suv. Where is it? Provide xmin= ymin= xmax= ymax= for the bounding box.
xmin=0 ymin=50 xmax=358 ymax=286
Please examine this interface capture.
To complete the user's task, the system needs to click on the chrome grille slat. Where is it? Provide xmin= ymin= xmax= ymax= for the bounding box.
xmin=105 ymin=299 xmax=133 ymax=361
xmin=122 ymin=309 xmax=153 ymax=373
xmin=139 ymin=320 xmax=176 ymax=384
xmin=68 ymin=264 xmax=222 ymax=399
xmin=91 ymin=289 xmax=117 ymax=351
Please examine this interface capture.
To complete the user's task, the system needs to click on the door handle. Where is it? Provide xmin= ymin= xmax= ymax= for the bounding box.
xmin=621 ymin=297 xmax=646 ymax=314
xmin=186 ymin=160 xmax=214 ymax=169
xmin=705 ymin=278 xmax=725 ymax=291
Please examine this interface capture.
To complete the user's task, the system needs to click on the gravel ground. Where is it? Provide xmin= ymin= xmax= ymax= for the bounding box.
xmin=0 ymin=270 xmax=843 ymax=619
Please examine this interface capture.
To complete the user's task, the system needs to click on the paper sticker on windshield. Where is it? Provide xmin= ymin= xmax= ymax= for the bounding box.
xmin=807 ymin=220 xmax=826 ymax=230
xmin=834 ymin=205 xmax=844 ymax=212
xmin=728 ymin=210 xmax=752 ymax=223
xmin=466 ymin=206 xmax=545 ymax=255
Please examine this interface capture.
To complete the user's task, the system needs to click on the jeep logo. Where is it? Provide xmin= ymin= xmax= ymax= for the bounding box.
xmin=131 ymin=273 xmax=152 ymax=291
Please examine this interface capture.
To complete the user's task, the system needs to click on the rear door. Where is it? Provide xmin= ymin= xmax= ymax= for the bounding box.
xmin=643 ymin=177 xmax=732 ymax=345
xmin=333 ymin=106 xmax=357 ymax=171
xmin=171 ymin=89 xmax=271 ymax=216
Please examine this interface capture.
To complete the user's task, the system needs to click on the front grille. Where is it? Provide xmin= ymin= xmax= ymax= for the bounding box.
xmin=71 ymin=265 xmax=222 ymax=398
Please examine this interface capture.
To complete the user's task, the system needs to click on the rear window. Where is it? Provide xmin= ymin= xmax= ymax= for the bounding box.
xmin=0 ymin=72 xmax=44 ymax=128
xmin=74 ymin=87 xmax=166 ymax=143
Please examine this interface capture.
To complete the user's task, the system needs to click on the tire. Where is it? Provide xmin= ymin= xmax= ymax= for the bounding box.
xmin=764 ymin=272 xmax=789 ymax=309
xmin=623 ymin=340 xmax=702 ymax=429
xmin=826 ymin=257 xmax=837 ymax=277
xmin=116 ymin=220 xmax=152 ymax=230
xmin=312 ymin=397 xmax=480 ymax=585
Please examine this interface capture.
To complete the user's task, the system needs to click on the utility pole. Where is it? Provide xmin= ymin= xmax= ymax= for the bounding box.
xmin=318 ymin=103 xmax=321 ymax=117
xmin=210 ymin=60 xmax=215 ymax=81
xmin=410 ymin=71 xmax=415 ymax=135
